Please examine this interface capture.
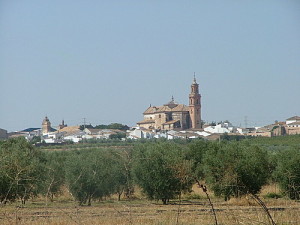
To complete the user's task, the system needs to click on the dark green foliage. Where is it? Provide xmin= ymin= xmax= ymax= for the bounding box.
xmin=79 ymin=124 xmax=93 ymax=130
xmin=65 ymin=149 xmax=127 ymax=205
xmin=30 ymin=136 xmax=41 ymax=144
xmin=42 ymin=151 xmax=67 ymax=201
xmin=0 ymin=137 xmax=46 ymax=204
xmin=112 ymin=149 xmax=134 ymax=200
xmin=104 ymin=123 xmax=129 ymax=131
xmin=203 ymin=142 xmax=270 ymax=200
xmin=109 ymin=132 xmax=126 ymax=140
xmin=242 ymin=134 xmax=300 ymax=148
xmin=132 ymin=142 xmax=194 ymax=204
xmin=221 ymin=133 xmax=246 ymax=141
xmin=264 ymin=192 xmax=283 ymax=199
xmin=2 ymin=134 xmax=298 ymax=205
xmin=274 ymin=147 xmax=300 ymax=200
xmin=80 ymin=123 xmax=129 ymax=131
xmin=185 ymin=139 xmax=210 ymax=180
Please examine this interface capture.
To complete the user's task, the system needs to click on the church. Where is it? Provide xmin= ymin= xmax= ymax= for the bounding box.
xmin=137 ymin=77 xmax=202 ymax=131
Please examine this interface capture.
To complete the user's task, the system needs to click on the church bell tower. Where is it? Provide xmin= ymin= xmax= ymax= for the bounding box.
xmin=42 ymin=116 xmax=51 ymax=134
xmin=189 ymin=75 xmax=201 ymax=129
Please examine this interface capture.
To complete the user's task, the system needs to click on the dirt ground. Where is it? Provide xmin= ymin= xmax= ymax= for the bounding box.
xmin=1 ymin=198 xmax=299 ymax=225
xmin=1 ymin=184 xmax=299 ymax=225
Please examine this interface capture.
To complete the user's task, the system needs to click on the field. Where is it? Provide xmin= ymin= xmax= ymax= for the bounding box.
xmin=1 ymin=136 xmax=300 ymax=224
xmin=1 ymin=185 xmax=299 ymax=225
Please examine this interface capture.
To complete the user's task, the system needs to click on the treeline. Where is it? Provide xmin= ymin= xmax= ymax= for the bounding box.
xmin=0 ymin=137 xmax=299 ymax=205
xmin=79 ymin=123 xmax=129 ymax=131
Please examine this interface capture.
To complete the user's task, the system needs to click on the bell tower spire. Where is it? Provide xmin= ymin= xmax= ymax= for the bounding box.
xmin=42 ymin=116 xmax=51 ymax=134
xmin=189 ymin=75 xmax=201 ymax=129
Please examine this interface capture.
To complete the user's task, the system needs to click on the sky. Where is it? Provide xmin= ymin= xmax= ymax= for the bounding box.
xmin=0 ymin=0 xmax=300 ymax=132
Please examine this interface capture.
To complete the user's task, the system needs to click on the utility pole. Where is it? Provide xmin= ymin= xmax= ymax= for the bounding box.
xmin=83 ymin=118 xmax=86 ymax=130
xmin=244 ymin=116 xmax=248 ymax=128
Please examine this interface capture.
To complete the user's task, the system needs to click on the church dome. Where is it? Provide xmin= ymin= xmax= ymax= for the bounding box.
xmin=164 ymin=96 xmax=178 ymax=109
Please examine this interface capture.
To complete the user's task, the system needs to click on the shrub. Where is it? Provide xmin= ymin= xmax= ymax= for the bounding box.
xmin=203 ymin=142 xmax=270 ymax=200
xmin=264 ymin=192 xmax=283 ymax=199
xmin=132 ymin=142 xmax=194 ymax=204
xmin=274 ymin=147 xmax=300 ymax=200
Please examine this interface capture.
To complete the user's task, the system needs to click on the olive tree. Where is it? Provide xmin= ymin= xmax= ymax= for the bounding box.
xmin=0 ymin=137 xmax=45 ymax=204
xmin=132 ymin=142 xmax=194 ymax=204
xmin=203 ymin=142 xmax=270 ymax=200
xmin=65 ymin=149 xmax=126 ymax=205
xmin=185 ymin=139 xmax=212 ymax=181
xmin=42 ymin=151 xmax=67 ymax=202
xmin=274 ymin=147 xmax=300 ymax=200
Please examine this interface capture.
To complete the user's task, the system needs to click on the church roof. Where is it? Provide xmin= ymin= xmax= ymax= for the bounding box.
xmin=172 ymin=104 xmax=190 ymax=112
xmin=143 ymin=104 xmax=189 ymax=114
xmin=144 ymin=106 xmax=158 ymax=114
xmin=162 ymin=119 xmax=180 ymax=125
xmin=286 ymin=116 xmax=300 ymax=121
xmin=55 ymin=126 xmax=80 ymax=136
xmin=137 ymin=119 xmax=155 ymax=124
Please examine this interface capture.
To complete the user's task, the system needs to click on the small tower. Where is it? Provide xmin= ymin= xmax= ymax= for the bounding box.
xmin=59 ymin=119 xmax=67 ymax=130
xmin=42 ymin=116 xmax=51 ymax=134
xmin=189 ymin=75 xmax=201 ymax=129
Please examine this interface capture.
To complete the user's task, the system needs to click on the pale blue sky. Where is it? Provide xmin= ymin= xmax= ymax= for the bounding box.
xmin=1 ymin=0 xmax=299 ymax=131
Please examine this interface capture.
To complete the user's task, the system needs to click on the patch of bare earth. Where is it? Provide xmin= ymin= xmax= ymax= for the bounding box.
xmin=0 ymin=184 xmax=299 ymax=225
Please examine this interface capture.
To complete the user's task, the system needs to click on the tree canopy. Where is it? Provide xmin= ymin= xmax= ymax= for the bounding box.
xmin=274 ymin=147 xmax=300 ymax=200
xmin=0 ymin=137 xmax=45 ymax=204
xmin=203 ymin=142 xmax=270 ymax=200
xmin=132 ymin=142 xmax=194 ymax=204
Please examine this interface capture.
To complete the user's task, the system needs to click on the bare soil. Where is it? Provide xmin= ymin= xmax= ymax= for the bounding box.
xmin=1 ymin=197 xmax=299 ymax=225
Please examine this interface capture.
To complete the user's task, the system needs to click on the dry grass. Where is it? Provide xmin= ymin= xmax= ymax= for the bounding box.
xmin=1 ymin=184 xmax=299 ymax=225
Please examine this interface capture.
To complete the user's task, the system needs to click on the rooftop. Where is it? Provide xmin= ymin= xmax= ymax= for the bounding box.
xmin=286 ymin=116 xmax=300 ymax=121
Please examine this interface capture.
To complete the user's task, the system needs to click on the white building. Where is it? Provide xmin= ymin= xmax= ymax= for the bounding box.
xmin=204 ymin=124 xmax=231 ymax=134
xmin=43 ymin=131 xmax=64 ymax=144
xmin=84 ymin=128 xmax=124 ymax=139
xmin=127 ymin=127 xmax=155 ymax=139
xmin=287 ymin=122 xmax=300 ymax=128
xmin=286 ymin=116 xmax=300 ymax=125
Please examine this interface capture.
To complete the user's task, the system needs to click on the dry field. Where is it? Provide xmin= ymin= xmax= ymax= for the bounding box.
xmin=1 ymin=185 xmax=299 ymax=225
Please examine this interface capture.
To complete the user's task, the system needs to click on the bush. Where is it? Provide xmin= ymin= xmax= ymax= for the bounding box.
xmin=184 ymin=193 xmax=203 ymax=200
xmin=264 ymin=192 xmax=283 ymax=199
xmin=274 ymin=147 xmax=300 ymax=200
xmin=0 ymin=137 xmax=45 ymax=204
xmin=203 ymin=142 xmax=270 ymax=200
xmin=42 ymin=151 xmax=68 ymax=201
xmin=65 ymin=149 xmax=127 ymax=205
xmin=132 ymin=142 xmax=194 ymax=204
xmin=185 ymin=139 xmax=210 ymax=181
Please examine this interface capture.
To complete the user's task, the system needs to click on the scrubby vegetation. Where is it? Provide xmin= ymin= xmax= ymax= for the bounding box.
xmin=1 ymin=135 xmax=300 ymax=224
xmin=1 ymin=136 xmax=300 ymax=205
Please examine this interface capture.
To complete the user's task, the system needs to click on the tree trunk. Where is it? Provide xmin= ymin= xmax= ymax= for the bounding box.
xmin=162 ymin=198 xmax=167 ymax=205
